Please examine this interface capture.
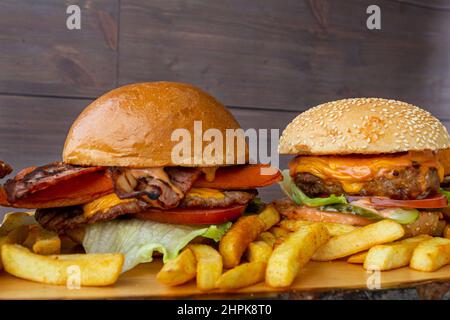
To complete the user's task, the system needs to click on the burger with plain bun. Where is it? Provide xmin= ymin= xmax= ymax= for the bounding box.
xmin=276 ymin=98 xmax=450 ymax=236
xmin=0 ymin=82 xmax=281 ymax=271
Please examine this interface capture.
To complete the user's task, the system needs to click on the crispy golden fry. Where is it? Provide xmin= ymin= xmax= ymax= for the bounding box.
xmin=0 ymin=212 xmax=35 ymax=236
xmin=220 ymin=206 xmax=280 ymax=268
xmin=444 ymin=225 xmax=450 ymax=239
xmin=364 ymin=235 xmax=431 ymax=271
xmin=246 ymin=241 xmax=273 ymax=263
xmin=0 ymin=225 xmax=29 ymax=270
xmin=258 ymin=205 xmax=280 ymax=230
xmin=269 ymin=226 xmax=289 ymax=239
xmin=2 ymin=244 xmax=124 ymax=286
xmin=156 ymin=248 xmax=197 ymax=286
xmin=312 ymin=220 xmax=404 ymax=261
xmin=188 ymin=244 xmax=222 ymax=290
xmin=257 ymin=232 xmax=276 ymax=247
xmin=215 ymin=261 xmax=266 ymax=289
xmin=266 ymin=223 xmax=330 ymax=288
xmin=280 ymin=219 xmax=357 ymax=237
xmin=410 ymin=237 xmax=450 ymax=272
xmin=347 ymin=251 xmax=368 ymax=264
xmin=23 ymin=225 xmax=61 ymax=255
xmin=219 ymin=215 xmax=265 ymax=268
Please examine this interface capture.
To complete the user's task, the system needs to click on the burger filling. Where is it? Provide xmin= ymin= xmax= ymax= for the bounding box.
xmin=35 ymin=189 xmax=257 ymax=233
xmin=278 ymin=151 xmax=448 ymax=235
xmin=0 ymin=162 xmax=281 ymax=271
xmin=294 ymin=167 xmax=440 ymax=200
xmin=2 ymin=163 xmax=279 ymax=233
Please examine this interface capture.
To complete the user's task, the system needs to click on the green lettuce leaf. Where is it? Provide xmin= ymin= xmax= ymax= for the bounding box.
xmin=279 ymin=170 xmax=347 ymax=207
xmin=379 ymin=208 xmax=419 ymax=225
xmin=82 ymin=219 xmax=231 ymax=272
xmin=440 ymin=188 xmax=450 ymax=204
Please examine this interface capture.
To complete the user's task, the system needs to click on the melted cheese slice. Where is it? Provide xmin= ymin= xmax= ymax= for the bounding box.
xmin=290 ymin=151 xmax=444 ymax=193
xmin=83 ymin=193 xmax=133 ymax=218
xmin=187 ymin=187 xmax=225 ymax=199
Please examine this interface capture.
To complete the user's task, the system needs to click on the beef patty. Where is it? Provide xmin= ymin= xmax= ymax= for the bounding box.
xmin=295 ymin=166 xmax=440 ymax=200
xmin=35 ymin=190 xmax=256 ymax=233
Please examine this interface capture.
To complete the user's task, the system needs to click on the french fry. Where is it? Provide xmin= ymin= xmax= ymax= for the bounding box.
xmin=220 ymin=215 xmax=264 ymax=268
xmin=410 ymin=237 xmax=450 ymax=272
xmin=0 ymin=225 xmax=29 ymax=270
xmin=246 ymin=241 xmax=273 ymax=263
xmin=2 ymin=244 xmax=124 ymax=286
xmin=156 ymin=248 xmax=197 ymax=286
xmin=188 ymin=244 xmax=222 ymax=290
xmin=23 ymin=225 xmax=61 ymax=255
xmin=280 ymin=219 xmax=357 ymax=236
xmin=219 ymin=205 xmax=280 ymax=268
xmin=364 ymin=235 xmax=431 ymax=271
xmin=266 ymin=223 xmax=329 ymax=287
xmin=0 ymin=212 xmax=35 ymax=236
xmin=257 ymin=232 xmax=276 ymax=247
xmin=347 ymin=251 xmax=368 ymax=264
xmin=312 ymin=220 xmax=404 ymax=261
xmin=268 ymin=226 xmax=289 ymax=239
xmin=215 ymin=262 xmax=266 ymax=289
xmin=257 ymin=205 xmax=280 ymax=230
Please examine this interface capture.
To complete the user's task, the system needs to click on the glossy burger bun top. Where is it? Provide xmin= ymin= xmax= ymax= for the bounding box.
xmin=279 ymin=98 xmax=450 ymax=155
xmin=63 ymin=82 xmax=245 ymax=167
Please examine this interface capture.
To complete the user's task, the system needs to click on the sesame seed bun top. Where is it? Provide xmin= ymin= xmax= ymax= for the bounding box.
xmin=279 ymin=98 xmax=450 ymax=155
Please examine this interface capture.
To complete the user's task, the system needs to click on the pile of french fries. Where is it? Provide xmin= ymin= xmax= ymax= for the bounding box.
xmin=157 ymin=205 xmax=450 ymax=290
xmin=0 ymin=206 xmax=449 ymax=289
xmin=0 ymin=212 xmax=124 ymax=286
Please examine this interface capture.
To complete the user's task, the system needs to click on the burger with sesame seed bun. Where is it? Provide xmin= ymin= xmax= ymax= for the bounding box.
xmin=276 ymin=98 xmax=450 ymax=237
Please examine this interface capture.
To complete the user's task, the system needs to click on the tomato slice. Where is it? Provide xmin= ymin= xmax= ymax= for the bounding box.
xmin=348 ymin=194 xmax=448 ymax=209
xmin=133 ymin=205 xmax=246 ymax=225
xmin=194 ymin=164 xmax=281 ymax=189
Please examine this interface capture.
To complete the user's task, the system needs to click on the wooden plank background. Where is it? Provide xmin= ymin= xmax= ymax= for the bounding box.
xmin=1 ymin=0 xmax=450 ymax=215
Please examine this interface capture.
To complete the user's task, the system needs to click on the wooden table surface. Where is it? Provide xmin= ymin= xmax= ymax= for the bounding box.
xmin=0 ymin=260 xmax=448 ymax=300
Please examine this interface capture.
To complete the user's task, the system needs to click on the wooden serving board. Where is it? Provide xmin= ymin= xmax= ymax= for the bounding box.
xmin=0 ymin=260 xmax=448 ymax=299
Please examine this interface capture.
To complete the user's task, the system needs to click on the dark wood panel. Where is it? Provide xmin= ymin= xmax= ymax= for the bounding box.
xmin=0 ymin=0 xmax=119 ymax=97
xmin=118 ymin=0 xmax=450 ymax=118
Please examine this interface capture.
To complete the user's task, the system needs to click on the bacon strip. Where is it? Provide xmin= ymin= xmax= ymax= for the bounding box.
xmin=4 ymin=163 xmax=105 ymax=202
xmin=110 ymin=167 xmax=200 ymax=209
xmin=2 ymin=163 xmax=113 ymax=208
xmin=194 ymin=164 xmax=282 ymax=189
